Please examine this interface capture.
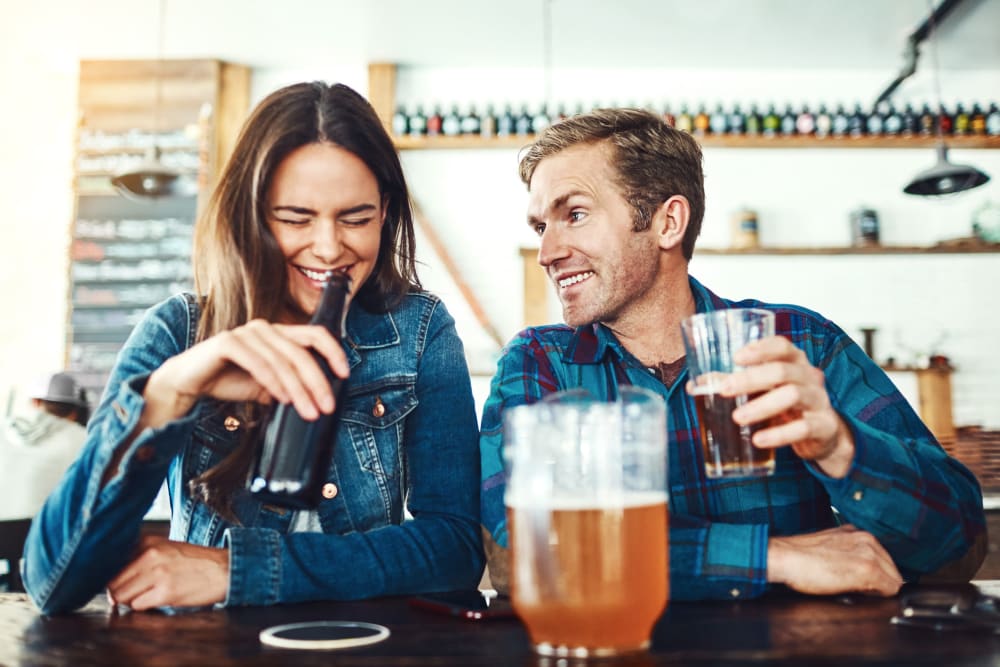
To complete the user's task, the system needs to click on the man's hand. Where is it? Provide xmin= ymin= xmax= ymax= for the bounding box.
xmin=107 ymin=536 xmax=230 ymax=610
xmin=768 ymin=525 xmax=903 ymax=597
xmin=721 ymin=336 xmax=855 ymax=478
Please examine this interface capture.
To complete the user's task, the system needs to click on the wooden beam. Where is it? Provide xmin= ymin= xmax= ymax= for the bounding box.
xmin=410 ymin=199 xmax=504 ymax=350
xmin=520 ymin=246 xmax=551 ymax=327
xmin=367 ymin=63 xmax=396 ymax=134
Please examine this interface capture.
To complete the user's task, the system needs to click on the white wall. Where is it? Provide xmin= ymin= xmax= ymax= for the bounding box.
xmin=0 ymin=7 xmax=998 ymax=428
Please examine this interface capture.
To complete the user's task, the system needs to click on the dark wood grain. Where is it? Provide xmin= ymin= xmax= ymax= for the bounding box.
xmin=2 ymin=585 xmax=1000 ymax=666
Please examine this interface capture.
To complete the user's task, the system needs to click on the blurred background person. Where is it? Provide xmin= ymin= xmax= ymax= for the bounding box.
xmin=0 ymin=372 xmax=89 ymax=521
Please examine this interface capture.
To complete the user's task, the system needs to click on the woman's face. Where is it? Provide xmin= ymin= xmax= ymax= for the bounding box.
xmin=266 ymin=142 xmax=385 ymax=322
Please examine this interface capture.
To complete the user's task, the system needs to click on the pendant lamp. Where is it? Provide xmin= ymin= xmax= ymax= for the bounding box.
xmin=903 ymin=143 xmax=990 ymax=195
xmin=902 ymin=0 xmax=990 ymax=197
xmin=111 ymin=0 xmax=189 ymax=200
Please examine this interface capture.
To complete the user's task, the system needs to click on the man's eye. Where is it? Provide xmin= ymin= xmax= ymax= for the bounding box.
xmin=532 ymin=223 xmax=546 ymax=236
xmin=569 ymin=211 xmax=585 ymax=222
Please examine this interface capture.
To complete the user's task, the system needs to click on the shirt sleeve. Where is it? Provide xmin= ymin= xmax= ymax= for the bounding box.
xmin=808 ymin=332 xmax=985 ymax=579
xmin=223 ymin=300 xmax=485 ymax=605
xmin=23 ymin=295 xmax=197 ymax=614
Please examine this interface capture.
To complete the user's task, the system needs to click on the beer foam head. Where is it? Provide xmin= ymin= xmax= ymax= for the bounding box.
xmin=505 ymin=489 xmax=668 ymax=510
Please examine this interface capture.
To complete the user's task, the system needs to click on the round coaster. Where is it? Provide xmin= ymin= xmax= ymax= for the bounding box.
xmin=259 ymin=620 xmax=390 ymax=650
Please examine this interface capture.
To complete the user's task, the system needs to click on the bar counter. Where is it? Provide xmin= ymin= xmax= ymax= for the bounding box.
xmin=2 ymin=584 xmax=999 ymax=666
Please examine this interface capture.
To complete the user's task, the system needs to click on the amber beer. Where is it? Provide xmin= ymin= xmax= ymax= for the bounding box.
xmin=692 ymin=385 xmax=775 ymax=477
xmin=507 ymin=492 xmax=669 ymax=656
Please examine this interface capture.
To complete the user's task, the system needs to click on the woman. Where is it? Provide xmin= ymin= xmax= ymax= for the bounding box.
xmin=24 ymin=82 xmax=484 ymax=614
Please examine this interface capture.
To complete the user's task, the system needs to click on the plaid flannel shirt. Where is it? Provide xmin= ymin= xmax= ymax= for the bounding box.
xmin=480 ymin=276 xmax=984 ymax=600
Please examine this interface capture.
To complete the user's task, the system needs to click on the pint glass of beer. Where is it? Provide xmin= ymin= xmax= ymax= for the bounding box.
xmin=680 ymin=308 xmax=776 ymax=478
xmin=504 ymin=386 xmax=669 ymax=657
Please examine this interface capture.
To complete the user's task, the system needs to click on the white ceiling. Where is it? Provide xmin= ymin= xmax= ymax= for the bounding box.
xmin=31 ymin=0 xmax=1000 ymax=73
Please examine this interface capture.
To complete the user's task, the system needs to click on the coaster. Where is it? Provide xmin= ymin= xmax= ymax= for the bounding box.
xmin=259 ymin=620 xmax=390 ymax=650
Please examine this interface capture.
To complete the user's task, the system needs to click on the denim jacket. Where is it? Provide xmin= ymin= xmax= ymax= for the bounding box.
xmin=24 ymin=291 xmax=484 ymax=614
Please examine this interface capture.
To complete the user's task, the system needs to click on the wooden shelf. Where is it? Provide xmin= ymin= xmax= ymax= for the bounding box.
xmin=695 ymin=243 xmax=1000 ymax=255
xmin=392 ymin=133 xmax=1000 ymax=151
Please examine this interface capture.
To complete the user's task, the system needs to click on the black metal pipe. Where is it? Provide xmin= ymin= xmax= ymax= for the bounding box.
xmin=873 ymin=0 xmax=966 ymax=107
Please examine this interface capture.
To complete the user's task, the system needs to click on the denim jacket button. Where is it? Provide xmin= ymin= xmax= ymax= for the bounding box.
xmin=321 ymin=483 xmax=338 ymax=499
xmin=223 ymin=416 xmax=241 ymax=431
xmin=372 ymin=397 xmax=385 ymax=418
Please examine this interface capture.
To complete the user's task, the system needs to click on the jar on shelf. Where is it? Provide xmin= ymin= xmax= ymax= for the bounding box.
xmin=729 ymin=208 xmax=759 ymax=249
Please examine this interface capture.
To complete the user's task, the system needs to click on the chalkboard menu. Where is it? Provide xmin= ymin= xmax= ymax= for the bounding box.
xmin=69 ymin=60 xmax=250 ymax=406
xmin=69 ymin=191 xmax=196 ymax=405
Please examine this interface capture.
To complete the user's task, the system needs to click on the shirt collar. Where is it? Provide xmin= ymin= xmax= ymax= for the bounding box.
xmin=561 ymin=275 xmax=729 ymax=365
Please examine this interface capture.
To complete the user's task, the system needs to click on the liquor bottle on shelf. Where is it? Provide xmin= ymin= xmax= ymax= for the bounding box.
xmin=779 ymin=104 xmax=797 ymax=136
xmin=391 ymin=105 xmax=408 ymax=136
xmin=727 ymin=103 xmax=745 ymax=135
xmin=938 ymin=104 xmax=953 ymax=135
xmin=970 ymin=103 xmax=987 ymax=136
xmin=442 ymin=105 xmax=462 ymax=136
xmin=515 ymin=105 xmax=533 ymax=136
xmin=831 ymin=103 xmax=850 ymax=137
xmin=676 ymin=104 xmax=693 ymax=133
xmin=901 ymin=103 xmax=919 ymax=136
xmin=248 ymin=274 xmax=352 ymax=509
xmin=662 ymin=104 xmax=676 ymax=127
xmin=532 ymin=105 xmax=551 ymax=134
xmin=953 ymin=103 xmax=970 ymax=136
xmin=795 ymin=104 xmax=815 ymax=136
xmin=883 ymin=103 xmax=902 ymax=136
xmin=814 ymin=104 xmax=832 ymax=138
xmin=762 ymin=104 xmax=780 ymax=138
xmin=986 ymin=102 xmax=1000 ymax=136
xmin=866 ymin=103 xmax=884 ymax=136
xmin=426 ymin=106 xmax=443 ymax=137
xmin=480 ymin=104 xmax=497 ymax=138
xmin=745 ymin=104 xmax=762 ymax=135
xmin=408 ymin=105 xmax=427 ymax=137
xmin=497 ymin=105 xmax=515 ymax=137
xmin=693 ymin=104 xmax=710 ymax=136
xmin=459 ymin=105 xmax=481 ymax=135
xmin=848 ymin=102 xmax=866 ymax=137
xmin=919 ymin=103 xmax=936 ymax=135
xmin=709 ymin=103 xmax=728 ymax=135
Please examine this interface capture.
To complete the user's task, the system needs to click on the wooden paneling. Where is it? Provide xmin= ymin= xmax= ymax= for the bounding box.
xmin=367 ymin=63 xmax=396 ymax=133
xmin=520 ymin=247 xmax=550 ymax=328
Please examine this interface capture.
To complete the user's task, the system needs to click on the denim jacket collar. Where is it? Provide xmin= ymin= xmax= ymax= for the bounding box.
xmin=343 ymin=305 xmax=401 ymax=368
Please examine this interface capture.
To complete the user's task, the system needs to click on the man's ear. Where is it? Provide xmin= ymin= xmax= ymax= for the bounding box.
xmin=654 ymin=195 xmax=690 ymax=251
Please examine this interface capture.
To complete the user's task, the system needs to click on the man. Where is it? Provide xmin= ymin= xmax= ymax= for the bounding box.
xmin=479 ymin=108 xmax=985 ymax=600
xmin=0 ymin=372 xmax=89 ymax=521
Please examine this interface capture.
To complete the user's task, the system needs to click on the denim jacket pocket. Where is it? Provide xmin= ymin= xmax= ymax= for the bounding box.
xmin=339 ymin=376 xmax=417 ymax=481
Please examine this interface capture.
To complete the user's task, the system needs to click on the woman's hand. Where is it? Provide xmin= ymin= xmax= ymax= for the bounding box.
xmin=720 ymin=335 xmax=855 ymax=478
xmin=141 ymin=319 xmax=351 ymax=429
xmin=107 ymin=536 xmax=230 ymax=611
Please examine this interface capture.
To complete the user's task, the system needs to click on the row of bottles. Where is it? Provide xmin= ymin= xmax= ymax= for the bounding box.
xmin=393 ymin=101 xmax=1000 ymax=139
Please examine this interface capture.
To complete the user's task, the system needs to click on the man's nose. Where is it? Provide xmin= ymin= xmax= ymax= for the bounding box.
xmin=537 ymin=225 xmax=569 ymax=269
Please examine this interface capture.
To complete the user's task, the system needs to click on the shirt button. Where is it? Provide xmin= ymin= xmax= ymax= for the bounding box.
xmin=853 ymin=490 xmax=864 ymax=501
xmin=322 ymin=483 xmax=338 ymax=499
xmin=372 ymin=397 xmax=385 ymax=418
xmin=135 ymin=445 xmax=154 ymax=463
xmin=730 ymin=588 xmax=741 ymax=598
xmin=224 ymin=416 xmax=241 ymax=431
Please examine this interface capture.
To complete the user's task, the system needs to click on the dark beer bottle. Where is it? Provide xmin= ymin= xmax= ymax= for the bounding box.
xmin=248 ymin=274 xmax=352 ymax=509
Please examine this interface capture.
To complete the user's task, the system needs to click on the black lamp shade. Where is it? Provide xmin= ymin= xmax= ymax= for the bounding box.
xmin=111 ymin=146 xmax=192 ymax=200
xmin=904 ymin=144 xmax=991 ymax=196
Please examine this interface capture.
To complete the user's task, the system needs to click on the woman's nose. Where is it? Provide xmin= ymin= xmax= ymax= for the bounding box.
xmin=310 ymin=220 xmax=342 ymax=263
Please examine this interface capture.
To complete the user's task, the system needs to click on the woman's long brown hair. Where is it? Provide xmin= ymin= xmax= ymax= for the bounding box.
xmin=188 ymin=82 xmax=420 ymax=518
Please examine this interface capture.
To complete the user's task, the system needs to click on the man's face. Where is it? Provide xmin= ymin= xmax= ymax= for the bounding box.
xmin=526 ymin=142 xmax=661 ymax=328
